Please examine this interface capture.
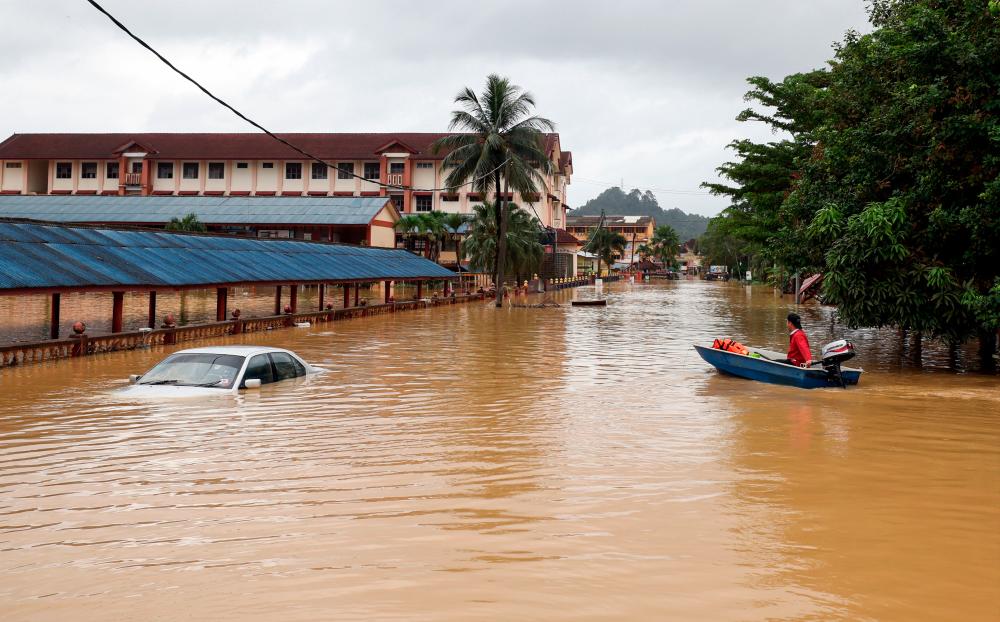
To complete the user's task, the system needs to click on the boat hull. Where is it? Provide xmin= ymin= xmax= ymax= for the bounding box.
xmin=694 ymin=345 xmax=862 ymax=389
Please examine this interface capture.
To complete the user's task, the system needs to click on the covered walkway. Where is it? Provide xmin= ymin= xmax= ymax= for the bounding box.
xmin=0 ymin=218 xmax=457 ymax=340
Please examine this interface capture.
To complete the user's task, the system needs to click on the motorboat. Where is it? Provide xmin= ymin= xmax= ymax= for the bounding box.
xmin=694 ymin=340 xmax=862 ymax=389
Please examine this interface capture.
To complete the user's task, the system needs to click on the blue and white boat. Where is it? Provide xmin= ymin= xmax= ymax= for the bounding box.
xmin=694 ymin=341 xmax=863 ymax=389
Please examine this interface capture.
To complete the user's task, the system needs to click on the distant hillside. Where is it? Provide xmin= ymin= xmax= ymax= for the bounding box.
xmin=572 ymin=187 xmax=709 ymax=240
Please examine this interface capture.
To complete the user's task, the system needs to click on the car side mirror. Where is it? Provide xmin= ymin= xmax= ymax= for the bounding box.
xmin=244 ymin=379 xmax=262 ymax=389
xmin=128 ymin=374 xmax=141 ymax=385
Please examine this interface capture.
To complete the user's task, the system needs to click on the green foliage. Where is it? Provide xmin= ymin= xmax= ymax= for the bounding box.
xmin=573 ymin=186 xmax=710 ymax=240
xmin=462 ymin=201 xmax=544 ymax=279
xmin=704 ymin=0 xmax=1000 ymax=345
xmin=649 ymin=224 xmax=681 ymax=269
xmin=165 ymin=213 xmax=207 ymax=233
xmin=395 ymin=212 xmax=450 ymax=263
xmin=586 ymin=226 xmax=627 ymax=275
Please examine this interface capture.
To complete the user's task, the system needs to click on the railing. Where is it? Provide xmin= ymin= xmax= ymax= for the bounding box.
xmin=124 ymin=172 xmax=141 ymax=185
xmin=0 ymin=293 xmax=487 ymax=369
xmin=387 ymin=173 xmax=403 ymax=186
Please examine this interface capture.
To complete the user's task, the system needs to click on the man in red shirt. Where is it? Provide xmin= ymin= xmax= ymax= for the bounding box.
xmin=786 ymin=313 xmax=813 ymax=367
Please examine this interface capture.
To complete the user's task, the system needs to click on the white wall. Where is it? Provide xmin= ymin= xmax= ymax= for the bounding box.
xmin=1 ymin=161 xmax=25 ymax=192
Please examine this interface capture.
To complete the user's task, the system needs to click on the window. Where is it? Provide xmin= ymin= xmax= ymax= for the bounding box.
xmin=269 ymin=352 xmax=306 ymax=381
xmin=337 ymin=162 xmax=354 ymax=179
xmin=241 ymin=354 xmax=274 ymax=387
xmin=137 ymin=353 xmax=244 ymax=389
xmin=80 ymin=162 xmax=97 ymax=179
xmin=182 ymin=162 xmax=199 ymax=179
xmin=236 ymin=162 xmax=249 ymax=169
xmin=285 ymin=162 xmax=302 ymax=179
xmin=157 ymin=162 xmax=174 ymax=179
xmin=389 ymin=162 xmax=404 ymax=174
xmin=311 ymin=163 xmax=328 ymax=180
xmin=106 ymin=162 xmax=119 ymax=179
xmin=131 ymin=162 xmax=143 ymax=174
xmin=415 ymin=162 xmax=433 ymax=169
xmin=4 ymin=162 xmax=22 ymax=169
xmin=208 ymin=162 xmax=225 ymax=179
xmin=441 ymin=194 xmax=459 ymax=202
xmin=415 ymin=195 xmax=432 ymax=212
xmin=363 ymin=162 xmax=380 ymax=180
xmin=261 ymin=162 xmax=274 ymax=169
xmin=56 ymin=162 xmax=72 ymax=179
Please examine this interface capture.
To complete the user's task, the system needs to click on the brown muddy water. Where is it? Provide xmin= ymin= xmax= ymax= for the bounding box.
xmin=0 ymin=281 xmax=997 ymax=621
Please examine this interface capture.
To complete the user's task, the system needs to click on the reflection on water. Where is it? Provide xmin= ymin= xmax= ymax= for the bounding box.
xmin=0 ymin=281 xmax=997 ymax=621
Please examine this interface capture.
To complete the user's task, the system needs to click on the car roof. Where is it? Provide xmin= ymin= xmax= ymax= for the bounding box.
xmin=171 ymin=345 xmax=295 ymax=357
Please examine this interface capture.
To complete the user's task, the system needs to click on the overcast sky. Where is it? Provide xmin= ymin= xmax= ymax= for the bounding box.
xmin=0 ymin=1 xmax=871 ymax=215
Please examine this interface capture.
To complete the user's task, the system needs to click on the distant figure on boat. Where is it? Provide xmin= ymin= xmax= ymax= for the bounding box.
xmin=786 ymin=313 xmax=813 ymax=367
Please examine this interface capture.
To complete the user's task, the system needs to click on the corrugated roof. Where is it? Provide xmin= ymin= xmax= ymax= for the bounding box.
xmin=0 ymin=195 xmax=394 ymax=226
xmin=0 ymin=132 xmax=562 ymax=162
xmin=0 ymin=219 xmax=455 ymax=291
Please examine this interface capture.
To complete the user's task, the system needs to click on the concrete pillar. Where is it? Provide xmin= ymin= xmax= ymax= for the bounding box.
xmin=318 ymin=284 xmax=325 ymax=310
xmin=112 ymin=291 xmax=125 ymax=333
xmin=216 ymin=287 xmax=228 ymax=321
xmin=416 ymin=281 xmax=423 ymax=299
xmin=344 ymin=284 xmax=351 ymax=308
xmin=50 ymin=293 xmax=60 ymax=340
xmin=289 ymin=285 xmax=298 ymax=313
xmin=147 ymin=291 xmax=156 ymax=328
xmin=274 ymin=285 xmax=282 ymax=315
xmin=354 ymin=283 xmax=360 ymax=306
xmin=384 ymin=280 xmax=392 ymax=304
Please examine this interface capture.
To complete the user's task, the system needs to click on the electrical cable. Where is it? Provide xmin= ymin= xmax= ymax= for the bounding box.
xmin=84 ymin=0 xmax=510 ymax=194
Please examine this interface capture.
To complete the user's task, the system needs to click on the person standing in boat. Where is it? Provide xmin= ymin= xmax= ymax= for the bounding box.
xmin=786 ymin=313 xmax=813 ymax=367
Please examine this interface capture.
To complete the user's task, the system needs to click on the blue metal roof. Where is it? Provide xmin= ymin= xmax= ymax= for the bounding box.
xmin=0 ymin=220 xmax=455 ymax=291
xmin=0 ymin=195 xmax=393 ymax=226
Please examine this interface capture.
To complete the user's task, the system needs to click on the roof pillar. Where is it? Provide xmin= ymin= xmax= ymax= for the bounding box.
xmin=216 ymin=287 xmax=228 ymax=321
xmin=354 ymin=283 xmax=360 ymax=307
xmin=343 ymin=284 xmax=351 ymax=309
xmin=274 ymin=285 xmax=282 ymax=316
xmin=111 ymin=291 xmax=125 ymax=333
xmin=318 ymin=284 xmax=325 ymax=310
xmin=147 ymin=291 xmax=156 ymax=329
xmin=289 ymin=284 xmax=298 ymax=313
xmin=50 ymin=293 xmax=60 ymax=340
xmin=384 ymin=280 xmax=392 ymax=304
xmin=416 ymin=281 xmax=423 ymax=300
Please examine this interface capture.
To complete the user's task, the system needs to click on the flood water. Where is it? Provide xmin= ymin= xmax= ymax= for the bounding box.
xmin=1 ymin=281 xmax=997 ymax=621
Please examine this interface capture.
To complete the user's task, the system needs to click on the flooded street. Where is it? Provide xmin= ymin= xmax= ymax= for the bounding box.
xmin=1 ymin=280 xmax=997 ymax=621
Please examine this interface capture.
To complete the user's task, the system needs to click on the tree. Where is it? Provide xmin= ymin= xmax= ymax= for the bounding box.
xmin=649 ymin=224 xmax=681 ymax=270
xmin=166 ymin=213 xmax=207 ymax=232
xmin=440 ymin=212 xmax=468 ymax=269
xmin=395 ymin=212 xmax=449 ymax=263
xmin=432 ymin=75 xmax=554 ymax=307
xmin=703 ymin=1 xmax=1000 ymax=361
xmin=462 ymin=201 xmax=544 ymax=283
xmin=585 ymin=227 xmax=627 ymax=276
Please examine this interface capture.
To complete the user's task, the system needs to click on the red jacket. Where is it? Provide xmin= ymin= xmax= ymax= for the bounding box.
xmin=788 ymin=329 xmax=812 ymax=366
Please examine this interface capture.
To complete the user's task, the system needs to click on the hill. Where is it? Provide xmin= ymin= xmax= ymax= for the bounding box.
xmin=571 ymin=187 xmax=710 ymax=240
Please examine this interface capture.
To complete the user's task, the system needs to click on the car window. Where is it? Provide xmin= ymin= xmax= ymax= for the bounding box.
xmin=139 ymin=353 xmax=244 ymax=388
xmin=270 ymin=352 xmax=306 ymax=380
xmin=242 ymin=354 xmax=275 ymax=387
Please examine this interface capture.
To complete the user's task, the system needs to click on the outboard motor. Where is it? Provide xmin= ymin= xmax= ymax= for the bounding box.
xmin=821 ymin=340 xmax=856 ymax=388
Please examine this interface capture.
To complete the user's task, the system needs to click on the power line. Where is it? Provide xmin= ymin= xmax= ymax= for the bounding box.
xmin=84 ymin=0 xmax=508 ymax=194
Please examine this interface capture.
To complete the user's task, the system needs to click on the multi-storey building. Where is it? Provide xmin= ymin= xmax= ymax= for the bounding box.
xmin=565 ymin=214 xmax=655 ymax=261
xmin=0 ymin=133 xmax=572 ymax=229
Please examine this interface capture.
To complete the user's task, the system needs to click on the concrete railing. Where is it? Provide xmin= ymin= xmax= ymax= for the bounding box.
xmin=0 ymin=293 xmax=486 ymax=369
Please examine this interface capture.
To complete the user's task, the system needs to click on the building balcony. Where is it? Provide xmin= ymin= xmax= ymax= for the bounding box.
xmin=387 ymin=173 xmax=403 ymax=186
xmin=124 ymin=173 xmax=142 ymax=186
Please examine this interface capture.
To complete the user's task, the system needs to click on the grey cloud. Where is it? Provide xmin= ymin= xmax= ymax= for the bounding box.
xmin=0 ymin=0 xmax=872 ymax=216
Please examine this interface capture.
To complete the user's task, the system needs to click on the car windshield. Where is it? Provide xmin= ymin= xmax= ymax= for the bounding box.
xmin=138 ymin=353 xmax=245 ymax=388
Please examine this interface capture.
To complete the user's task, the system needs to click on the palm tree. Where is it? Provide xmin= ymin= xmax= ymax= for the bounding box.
xmin=650 ymin=224 xmax=681 ymax=270
xmin=462 ymin=201 xmax=544 ymax=284
xmin=166 ymin=213 xmax=207 ymax=232
xmin=432 ymin=74 xmax=554 ymax=307
xmin=586 ymin=227 xmax=627 ymax=276
xmin=441 ymin=212 xmax=468 ymax=270
xmin=395 ymin=212 xmax=448 ymax=263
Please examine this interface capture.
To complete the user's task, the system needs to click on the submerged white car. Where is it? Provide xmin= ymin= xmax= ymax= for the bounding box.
xmin=121 ymin=346 xmax=317 ymax=397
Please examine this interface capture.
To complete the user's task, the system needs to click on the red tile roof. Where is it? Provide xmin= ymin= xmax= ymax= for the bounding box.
xmin=554 ymin=228 xmax=581 ymax=245
xmin=0 ymin=132 xmax=562 ymax=162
